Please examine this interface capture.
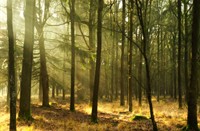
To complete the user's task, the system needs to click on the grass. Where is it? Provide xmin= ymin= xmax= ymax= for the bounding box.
xmin=0 ymin=96 xmax=199 ymax=131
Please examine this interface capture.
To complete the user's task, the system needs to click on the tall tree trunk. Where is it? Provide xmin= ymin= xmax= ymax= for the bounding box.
xmin=115 ymin=1 xmax=119 ymax=100
xmin=7 ymin=0 xmax=16 ymax=130
xmin=35 ymin=0 xmax=50 ymax=107
xmin=184 ymin=0 xmax=189 ymax=103
xmin=62 ymin=47 xmax=66 ymax=100
xmin=172 ymin=33 xmax=177 ymax=100
xmin=128 ymin=0 xmax=133 ymax=112
xmin=115 ymin=37 xmax=119 ymax=99
xmin=110 ymin=0 xmax=114 ymax=102
xmin=156 ymin=27 xmax=160 ymax=102
xmin=19 ymin=0 xmax=35 ymax=120
xmin=89 ymin=0 xmax=96 ymax=104
xmin=70 ymin=0 xmax=75 ymax=111
xmin=137 ymin=29 xmax=142 ymax=106
xmin=120 ymin=0 xmax=125 ymax=106
xmin=52 ymin=85 xmax=55 ymax=98
xmin=178 ymin=0 xmax=182 ymax=108
xmin=187 ymin=0 xmax=200 ymax=130
xmin=91 ymin=0 xmax=103 ymax=123
xmin=38 ymin=28 xmax=49 ymax=107
xmin=136 ymin=0 xmax=158 ymax=130
xmin=138 ymin=49 xmax=142 ymax=106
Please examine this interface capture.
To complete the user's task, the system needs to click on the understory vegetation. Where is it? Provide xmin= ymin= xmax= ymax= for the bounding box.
xmin=1 ymin=96 xmax=199 ymax=131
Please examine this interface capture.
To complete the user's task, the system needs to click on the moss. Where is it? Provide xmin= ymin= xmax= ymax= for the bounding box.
xmin=131 ymin=115 xmax=149 ymax=121
xmin=18 ymin=111 xmax=34 ymax=121
xmin=91 ymin=117 xmax=98 ymax=123
xmin=181 ymin=125 xmax=200 ymax=131
xmin=181 ymin=126 xmax=189 ymax=131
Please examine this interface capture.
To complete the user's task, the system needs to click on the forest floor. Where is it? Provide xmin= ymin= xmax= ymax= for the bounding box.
xmin=0 ymin=96 xmax=199 ymax=131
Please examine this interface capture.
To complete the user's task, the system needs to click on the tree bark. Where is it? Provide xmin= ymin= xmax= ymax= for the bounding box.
xmin=91 ymin=0 xmax=103 ymax=123
xmin=178 ymin=0 xmax=182 ymax=108
xmin=19 ymin=0 xmax=35 ymax=120
xmin=135 ymin=0 xmax=158 ymax=130
xmin=70 ymin=0 xmax=75 ymax=111
xmin=120 ymin=0 xmax=125 ymax=106
xmin=39 ymin=29 xmax=49 ymax=107
xmin=172 ymin=33 xmax=177 ymax=100
xmin=114 ymin=1 xmax=119 ymax=100
xmin=184 ymin=0 xmax=189 ymax=103
xmin=7 ymin=0 xmax=16 ymax=130
xmin=187 ymin=0 xmax=200 ymax=130
xmin=35 ymin=0 xmax=50 ymax=107
xmin=52 ymin=85 xmax=55 ymax=98
xmin=128 ymin=0 xmax=134 ymax=112
xmin=89 ymin=0 xmax=96 ymax=104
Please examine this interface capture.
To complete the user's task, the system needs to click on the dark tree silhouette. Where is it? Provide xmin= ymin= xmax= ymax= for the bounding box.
xmin=91 ymin=0 xmax=103 ymax=123
xmin=18 ymin=0 xmax=35 ymax=120
xmin=70 ymin=0 xmax=75 ymax=111
xmin=128 ymin=0 xmax=134 ymax=112
xmin=187 ymin=0 xmax=200 ymax=130
xmin=177 ymin=0 xmax=182 ymax=109
xmin=135 ymin=0 xmax=158 ymax=130
xmin=89 ymin=0 xmax=97 ymax=104
xmin=120 ymin=0 xmax=125 ymax=106
xmin=7 ymin=0 xmax=16 ymax=130
xmin=35 ymin=0 xmax=50 ymax=107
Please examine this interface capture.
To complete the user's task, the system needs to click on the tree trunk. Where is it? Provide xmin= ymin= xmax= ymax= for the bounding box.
xmin=19 ymin=0 xmax=35 ymax=120
xmin=70 ymin=0 xmax=75 ymax=111
xmin=35 ymin=0 xmax=50 ymax=107
xmin=187 ymin=0 xmax=200 ymax=130
xmin=128 ymin=0 xmax=133 ymax=112
xmin=156 ymin=27 xmax=160 ymax=102
xmin=135 ymin=0 xmax=158 ymax=130
xmin=91 ymin=0 xmax=103 ymax=123
xmin=39 ymin=28 xmax=49 ymax=107
xmin=138 ymin=49 xmax=142 ymax=106
xmin=120 ymin=0 xmax=125 ymax=106
xmin=184 ymin=0 xmax=189 ymax=103
xmin=62 ymin=89 xmax=65 ymax=100
xmin=110 ymin=0 xmax=114 ymax=102
xmin=115 ymin=1 xmax=119 ymax=100
xmin=56 ymin=87 xmax=59 ymax=96
xmin=52 ymin=85 xmax=55 ymax=98
xmin=178 ymin=0 xmax=182 ymax=108
xmin=89 ymin=0 xmax=96 ymax=104
xmin=7 ymin=0 xmax=16 ymax=129
xmin=172 ymin=34 xmax=177 ymax=100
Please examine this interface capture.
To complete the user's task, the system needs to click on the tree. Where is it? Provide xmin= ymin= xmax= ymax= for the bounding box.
xmin=110 ymin=0 xmax=114 ymax=102
xmin=177 ymin=0 xmax=182 ymax=108
xmin=91 ymin=0 xmax=103 ymax=123
xmin=120 ymin=0 xmax=125 ymax=106
xmin=70 ymin=0 xmax=75 ymax=111
xmin=138 ymin=38 xmax=142 ymax=106
xmin=7 ymin=0 xmax=16 ymax=130
xmin=128 ymin=0 xmax=134 ymax=112
xmin=135 ymin=0 xmax=158 ymax=130
xmin=89 ymin=0 xmax=97 ymax=104
xmin=18 ymin=0 xmax=35 ymax=120
xmin=114 ymin=0 xmax=120 ymax=100
xmin=183 ymin=0 xmax=189 ymax=102
xmin=35 ymin=0 xmax=50 ymax=107
xmin=187 ymin=0 xmax=200 ymax=130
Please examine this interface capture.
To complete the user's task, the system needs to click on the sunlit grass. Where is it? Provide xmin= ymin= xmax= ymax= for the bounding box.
xmin=0 ymin=97 xmax=199 ymax=130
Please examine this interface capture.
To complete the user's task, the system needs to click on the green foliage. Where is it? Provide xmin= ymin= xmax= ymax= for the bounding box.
xmin=181 ymin=125 xmax=200 ymax=131
xmin=18 ymin=112 xmax=34 ymax=122
xmin=131 ymin=115 xmax=149 ymax=121
xmin=181 ymin=125 xmax=190 ymax=131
